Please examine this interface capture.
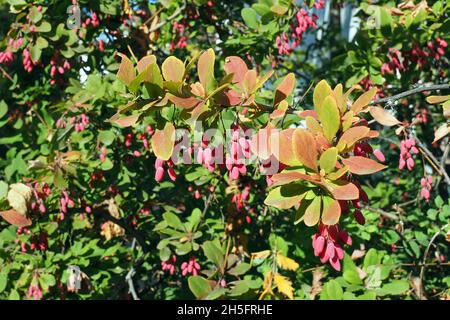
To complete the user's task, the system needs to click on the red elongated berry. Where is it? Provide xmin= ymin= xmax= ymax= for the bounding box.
xmin=313 ymin=235 xmax=325 ymax=256
xmin=334 ymin=244 xmax=344 ymax=260
xmin=155 ymin=167 xmax=164 ymax=182
xmin=325 ymin=241 xmax=335 ymax=260
xmin=329 ymin=256 xmax=341 ymax=271
xmin=338 ymin=230 xmax=352 ymax=246
xmin=167 ymin=167 xmax=177 ymax=181
xmin=354 ymin=210 xmax=365 ymax=225
xmin=373 ymin=149 xmax=385 ymax=162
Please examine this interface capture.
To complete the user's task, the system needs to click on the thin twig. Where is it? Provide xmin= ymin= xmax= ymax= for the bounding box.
xmin=362 ymin=205 xmax=400 ymax=220
xmin=147 ymin=0 xmax=186 ymax=33
xmin=369 ymin=84 xmax=450 ymax=106
xmin=126 ymin=238 xmax=140 ymax=300
xmin=413 ymin=134 xmax=450 ymax=186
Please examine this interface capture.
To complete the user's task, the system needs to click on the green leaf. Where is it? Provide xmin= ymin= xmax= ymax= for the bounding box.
xmin=343 ymin=254 xmax=362 ymax=285
xmin=163 ymin=212 xmax=184 ymax=230
xmin=313 ymin=80 xmax=332 ymax=109
xmin=0 ymin=272 xmax=7 ymax=293
xmin=188 ymin=276 xmax=211 ymax=299
xmin=241 ymin=8 xmax=259 ymax=29
xmin=317 ymin=96 xmax=340 ymax=143
xmin=0 ymin=100 xmax=7 ymax=118
xmin=202 ymin=240 xmax=224 ymax=268
xmin=378 ymin=280 xmax=409 ymax=296
xmin=228 ymin=262 xmax=251 ymax=276
xmin=363 ymin=249 xmax=378 ymax=270
xmin=98 ymin=130 xmax=115 ymax=146
xmin=0 ymin=181 xmax=8 ymax=200
xmin=319 ymin=147 xmax=338 ymax=173
xmin=322 ymin=280 xmax=343 ymax=300
xmin=29 ymin=45 xmax=42 ymax=62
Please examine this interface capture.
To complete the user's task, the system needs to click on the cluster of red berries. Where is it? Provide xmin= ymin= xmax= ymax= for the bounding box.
xmin=22 ymin=48 xmax=39 ymax=73
xmin=276 ymin=2 xmax=323 ymax=56
xmin=155 ymin=158 xmax=177 ymax=182
xmin=29 ymin=232 xmax=48 ymax=251
xmin=60 ymin=190 xmax=75 ymax=220
xmin=161 ymin=255 xmax=177 ymax=275
xmin=181 ymin=257 xmax=201 ymax=276
xmin=359 ymin=77 xmax=386 ymax=99
xmin=225 ymin=125 xmax=250 ymax=181
xmin=231 ymin=185 xmax=250 ymax=212
xmin=81 ymin=11 xmax=100 ymax=29
xmin=170 ymin=21 xmax=188 ymax=51
xmin=188 ymin=185 xmax=214 ymax=200
xmin=28 ymin=282 xmax=43 ymax=300
xmin=30 ymin=182 xmax=51 ymax=214
xmin=399 ymin=137 xmax=418 ymax=171
xmin=0 ymin=38 xmax=24 ymax=66
xmin=312 ymin=223 xmax=352 ymax=271
xmin=420 ymin=175 xmax=433 ymax=202
xmin=382 ymin=38 xmax=447 ymax=77
xmin=195 ymin=136 xmax=217 ymax=173
xmin=415 ymin=107 xmax=429 ymax=124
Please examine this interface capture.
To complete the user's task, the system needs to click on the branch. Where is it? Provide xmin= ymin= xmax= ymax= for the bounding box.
xmin=418 ymin=223 xmax=450 ymax=300
xmin=412 ymin=134 xmax=450 ymax=187
xmin=147 ymin=1 xmax=186 ymax=33
xmin=369 ymin=83 xmax=450 ymax=106
xmin=362 ymin=205 xmax=400 ymax=221
xmin=126 ymin=238 xmax=140 ymax=300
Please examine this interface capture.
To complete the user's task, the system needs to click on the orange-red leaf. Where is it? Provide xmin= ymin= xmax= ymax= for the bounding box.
xmin=116 ymin=53 xmax=135 ymax=86
xmin=342 ymin=156 xmax=386 ymax=175
xmin=274 ymin=129 xmax=302 ymax=166
xmin=351 ymin=88 xmax=377 ymax=113
xmin=274 ymin=73 xmax=295 ymax=106
xmin=323 ymin=181 xmax=359 ymax=200
xmin=336 ymin=126 xmax=370 ymax=151
xmin=272 ymin=171 xmax=319 ymax=186
xmin=137 ymin=55 xmax=157 ymax=74
xmin=369 ymin=106 xmax=400 ymax=126
xmin=293 ymin=129 xmax=318 ymax=171
xmin=0 ymin=210 xmax=32 ymax=227
xmin=166 ymin=93 xmax=201 ymax=109
xmin=112 ymin=114 xmax=140 ymax=127
xmin=321 ymin=197 xmax=341 ymax=225
xmin=198 ymin=49 xmax=216 ymax=93
xmin=224 ymin=56 xmax=248 ymax=85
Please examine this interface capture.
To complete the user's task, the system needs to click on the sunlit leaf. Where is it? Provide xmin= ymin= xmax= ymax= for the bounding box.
xmin=151 ymin=122 xmax=176 ymax=161
xmin=319 ymin=147 xmax=338 ymax=173
xmin=293 ymin=129 xmax=318 ymax=171
xmin=351 ymin=88 xmax=377 ymax=113
xmin=322 ymin=196 xmax=341 ymax=225
xmin=317 ymin=96 xmax=340 ymax=143
xmin=369 ymin=107 xmax=400 ymax=126
xmin=162 ymin=56 xmax=185 ymax=82
xmin=342 ymin=156 xmax=386 ymax=175
xmin=116 ymin=53 xmax=135 ymax=86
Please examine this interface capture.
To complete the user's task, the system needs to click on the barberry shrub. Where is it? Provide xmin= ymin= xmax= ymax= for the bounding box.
xmin=0 ymin=0 xmax=448 ymax=301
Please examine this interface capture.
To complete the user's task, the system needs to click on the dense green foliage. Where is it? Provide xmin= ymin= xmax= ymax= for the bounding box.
xmin=0 ymin=0 xmax=449 ymax=300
